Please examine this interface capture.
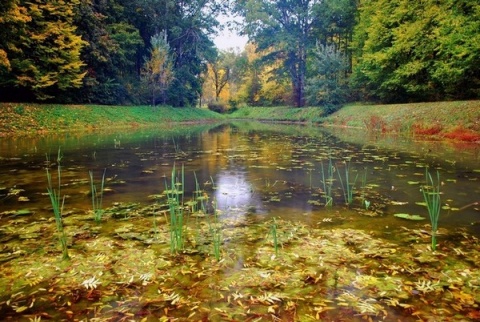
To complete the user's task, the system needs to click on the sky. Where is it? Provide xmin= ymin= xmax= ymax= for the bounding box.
xmin=213 ymin=14 xmax=248 ymax=52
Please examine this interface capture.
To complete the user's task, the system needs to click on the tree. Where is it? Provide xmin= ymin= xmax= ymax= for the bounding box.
xmin=0 ymin=0 xmax=30 ymax=74
xmin=142 ymin=32 xmax=174 ymax=106
xmin=235 ymin=0 xmax=326 ymax=107
xmin=0 ymin=0 xmax=86 ymax=100
xmin=208 ymin=54 xmax=230 ymax=102
xmin=72 ymin=0 xmax=144 ymax=104
xmin=306 ymin=43 xmax=349 ymax=110
xmin=351 ymin=0 xmax=480 ymax=102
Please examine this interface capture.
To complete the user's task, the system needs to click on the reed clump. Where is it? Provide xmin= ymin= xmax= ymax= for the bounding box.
xmin=89 ymin=169 xmax=106 ymax=222
xmin=422 ymin=169 xmax=441 ymax=251
xmin=46 ymin=148 xmax=69 ymax=260
xmin=165 ymin=164 xmax=185 ymax=253
xmin=337 ymin=161 xmax=358 ymax=206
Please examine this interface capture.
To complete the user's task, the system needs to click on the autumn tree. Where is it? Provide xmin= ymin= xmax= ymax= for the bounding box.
xmin=73 ymin=0 xmax=143 ymax=104
xmin=141 ymin=32 xmax=174 ymax=106
xmin=0 ymin=0 xmax=86 ymax=101
xmin=351 ymin=0 xmax=480 ymax=102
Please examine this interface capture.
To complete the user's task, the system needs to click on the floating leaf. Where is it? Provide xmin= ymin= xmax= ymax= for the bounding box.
xmin=394 ymin=213 xmax=426 ymax=221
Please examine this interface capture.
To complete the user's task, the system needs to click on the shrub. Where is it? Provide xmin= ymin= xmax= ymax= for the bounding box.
xmin=207 ymin=102 xmax=227 ymax=114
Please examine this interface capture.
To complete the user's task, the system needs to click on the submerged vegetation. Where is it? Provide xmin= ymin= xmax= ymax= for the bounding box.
xmin=0 ymin=123 xmax=479 ymax=320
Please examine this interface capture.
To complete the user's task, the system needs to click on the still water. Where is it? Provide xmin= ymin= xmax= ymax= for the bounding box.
xmin=1 ymin=122 xmax=479 ymax=321
xmin=1 ymin=122 xmax=478 ymax=232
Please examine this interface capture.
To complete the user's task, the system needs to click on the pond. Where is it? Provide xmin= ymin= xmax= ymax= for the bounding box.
xmin=1 ymin=121 xmax=479 ymax=321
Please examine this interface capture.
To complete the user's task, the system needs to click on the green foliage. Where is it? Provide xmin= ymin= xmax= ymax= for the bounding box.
xmin=0 ymin=0 xmax=86 ymax=100
xmin=0 ymin=0 xmax=223 ymax=105
xmin=306 ymin=43 xmax=349 ymax=112
xmin=236 ymin=0 xmax=357 ymax=107
xmin=352 ymin=0 xmax=480 ymax=102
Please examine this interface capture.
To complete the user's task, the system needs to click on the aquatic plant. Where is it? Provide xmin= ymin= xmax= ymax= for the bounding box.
xmin=422 ymin=169 xmax=441 ymax=251
xmin=337 ymin=161 xmax=358 ymax=206
xmin=46 ymin=148 xmax=69 ymax=260
xmin=319 ymin=158 xmax=334 ymax=207
xmin=270 ymin=217 xmax=279 ymax=256
xmin=165 ymin=163 xmax=185 ymax=253
xmin=89 ymin=169 xmax=106 ymax=222
xmin=210 ymin=198 xmax=222 ymax=261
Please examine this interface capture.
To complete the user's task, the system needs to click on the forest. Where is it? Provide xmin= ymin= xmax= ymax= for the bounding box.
xmin=0 ymin=0 xmax=479 ymax=108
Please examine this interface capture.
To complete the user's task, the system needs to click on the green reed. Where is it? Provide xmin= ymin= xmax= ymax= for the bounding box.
xmin=210 ymin=198 xmax=222 ymax=261
xmin=89 ymin=169 xmax=106 ymax=222
xmin=165 ymin=163 xmax=185 ymax=253
xmin=319 ymin=158 xmax=334 ymax=207
xmin=337 ymin=161 xmax=358 ymax=206
xmin=46 ymin=148 xmax=69 ymax=260
xmin=422 ymin=169 xmax=441 ymax=251
xmin=360 ymin=167 xmax=370 ymax=210
xmin=270 ymin=217 xmax=279 ymax=256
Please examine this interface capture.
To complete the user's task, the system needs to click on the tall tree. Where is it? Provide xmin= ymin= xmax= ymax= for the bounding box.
xmin=235 ymin=0 xmax=324 ymax=107
xmin=352 ymin=0 xmax=480 ymax=102
xmin=208 ymin=54 xmax=230 ymax=102
xmin=72 ymin=0 xmax=143 ymax=104
xmin=142 ymin=31 xmax=174 ymax=106
xmin=306 ymin=42 xmax=349 ymax=110
xmin=0 ymin=0 xmax=86 ymax=100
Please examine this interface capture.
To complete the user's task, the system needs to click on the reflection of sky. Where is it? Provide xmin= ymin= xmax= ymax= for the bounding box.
xmin=213 ymin=169 xmax=264 ymax=217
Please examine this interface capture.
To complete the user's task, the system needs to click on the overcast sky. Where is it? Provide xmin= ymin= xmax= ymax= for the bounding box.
xmin=213 ymin=14 xmax=248 ymax=51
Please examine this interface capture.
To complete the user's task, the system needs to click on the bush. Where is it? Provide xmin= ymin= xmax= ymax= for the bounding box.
xmin=207 ymin=102 xmax=227 ymax=114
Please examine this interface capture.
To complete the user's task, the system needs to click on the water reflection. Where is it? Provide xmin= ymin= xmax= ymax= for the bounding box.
xmin=0 ymin=122 xmax=479 ymax=234
xmin=214 ymin=169 xmax=261 ymax=214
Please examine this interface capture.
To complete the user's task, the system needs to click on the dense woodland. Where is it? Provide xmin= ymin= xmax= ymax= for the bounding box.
xmin=1 ymin=0 xmax=479 ymax=108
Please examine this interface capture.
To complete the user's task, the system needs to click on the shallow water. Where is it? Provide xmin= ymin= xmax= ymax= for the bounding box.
xmin=1 ymin=122 xmax=480 ymax=321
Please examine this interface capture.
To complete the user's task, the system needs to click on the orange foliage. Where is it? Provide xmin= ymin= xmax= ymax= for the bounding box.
xmin=443 ymin=127 xmax=480 ymax=142
xmin=412 ymin=124 xmax=443 ymax=136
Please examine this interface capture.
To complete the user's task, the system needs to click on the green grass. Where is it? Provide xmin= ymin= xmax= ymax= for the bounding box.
xmin=2 ymin=101 xmax=479 ymax=139
xmin=0 ymin=103 xmax=224 ymax=135
xmin=230 ymin=105 xmax=327 ymax=122
xmin=324 ymin=101 xmax=480 ymax=135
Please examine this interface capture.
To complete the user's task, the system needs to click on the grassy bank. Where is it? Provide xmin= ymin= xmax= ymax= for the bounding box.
xmin=325 ymin=101 xmax=480 ymax=142
xmin=229 ymin=105 xmax=327 ymax=123
xmin=230 ymin=101 xmax=480 ymax=142
xmin=0 ymin=103 xmax=224 ymax=136
xmin=1 ymin=101 xmax=479 ymax=141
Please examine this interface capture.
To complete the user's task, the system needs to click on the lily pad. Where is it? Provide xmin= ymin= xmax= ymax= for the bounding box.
xmin=394 ymin=213 xmax=426 ymax=221
xmin=1 ymin=209 xmax=34 ymax=217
